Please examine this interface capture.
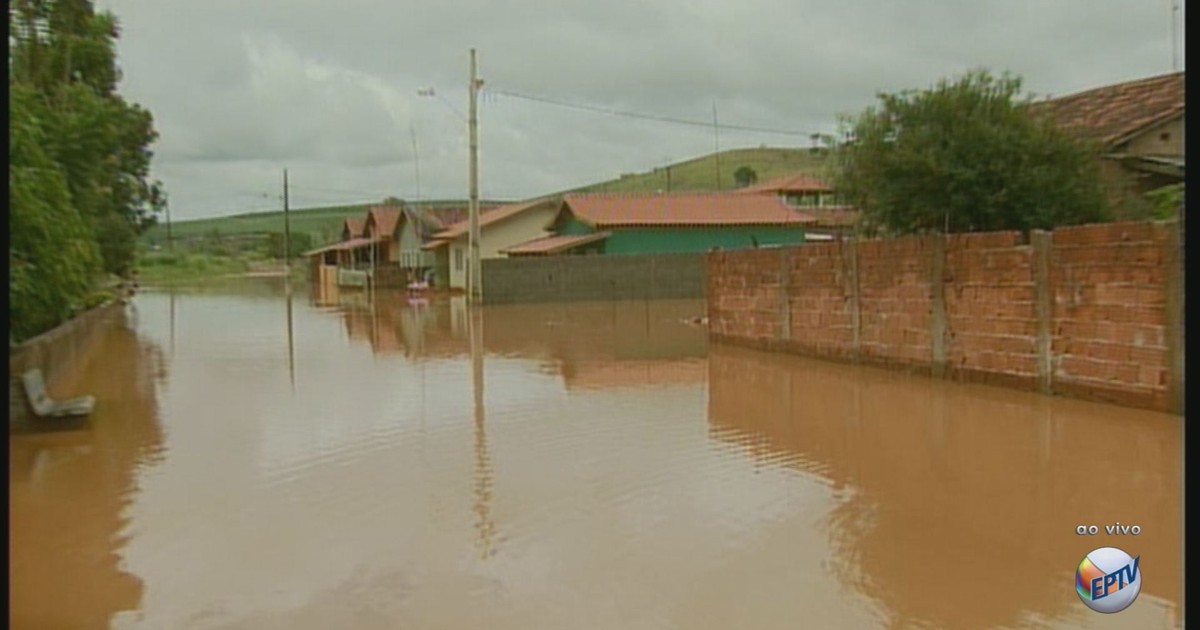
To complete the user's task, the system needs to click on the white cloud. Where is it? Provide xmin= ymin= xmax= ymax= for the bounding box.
xmin=96 ymin=0 xmax=1181 ymax=220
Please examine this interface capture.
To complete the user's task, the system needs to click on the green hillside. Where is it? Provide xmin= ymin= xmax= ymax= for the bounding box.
xmin=140 ymin=199 xmax=499 ymax=248
xmin=142 ymin=203 xmax=370 ymax=247
xmin=144 ymin=147 xmax=827 ymax=248
xmin=563 ymin=146 xmax=828 ymax=194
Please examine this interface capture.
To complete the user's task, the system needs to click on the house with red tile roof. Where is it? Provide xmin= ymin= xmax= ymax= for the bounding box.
xmin=500 ymin=192 xmax=816 ymax=257
xmin=735 ymin=172 xmax=861 ymax=235
xmin=421 ymin=197 xmax=561 ymax=290
xmin=1030 ymin=71 xmax=1184 ymax=196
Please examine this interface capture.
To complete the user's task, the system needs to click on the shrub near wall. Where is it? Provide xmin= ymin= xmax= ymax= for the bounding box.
xmin=707 ymin=221 xmax=1182 ymax=413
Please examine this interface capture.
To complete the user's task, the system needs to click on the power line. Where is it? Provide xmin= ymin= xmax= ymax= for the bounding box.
xmin=485 ymin=87 xmax=816 ymax=137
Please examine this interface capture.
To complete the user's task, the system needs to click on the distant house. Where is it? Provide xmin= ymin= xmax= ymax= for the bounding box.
xmin=735 ymin=173 xmax=839 ymax=208
xmin=421 ymin=198 xmax=561 ymax=290
xmin=735 ymin=172 xmax=860 ymax=238
xmin=500 ymin=192 xmax=815 ymax=257
xmin=1030 ymin=71 xmax=1184 ymax=198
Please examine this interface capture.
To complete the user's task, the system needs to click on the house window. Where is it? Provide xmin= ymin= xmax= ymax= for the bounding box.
xmin=454 ymin=247 xmax=464 ymax=271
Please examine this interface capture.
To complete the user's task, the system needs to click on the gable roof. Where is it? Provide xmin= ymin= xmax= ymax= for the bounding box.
xmin=342 ymin=217 xmax=366 ymax=238
xmin=500 ymin=232 xmax=612 ymax=256
xmin=429 ymin=197 xmax=559 ymax=241
xmin=559 ymin=192 xmax=817 ymax=228
xmin=736 ymin=173 xmax=833 ymax=195
xmin=1029 ymin=71 xmax=1184 ymax=147
xmin=364 ymin=205 xmax=404 ymax=239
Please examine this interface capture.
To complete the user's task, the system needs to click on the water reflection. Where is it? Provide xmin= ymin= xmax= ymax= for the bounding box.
xmin=469 ymin=305 xmax=496 ymax=559
xmin=330 ymin=290 xmax=708 ymax=378
xmin=10 ymin=283 xmax=1180 ymax=630
xmin=9 ymin=306 xmax=166 ymax=630
xmin=707 ymin=342 xmax=1182 ymax=630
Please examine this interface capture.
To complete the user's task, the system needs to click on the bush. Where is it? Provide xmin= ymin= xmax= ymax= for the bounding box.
xmin=831 ymin=69 xmax=1111 ymax=235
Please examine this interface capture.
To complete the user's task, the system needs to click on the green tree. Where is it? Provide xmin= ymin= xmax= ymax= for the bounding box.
xmin=265 ymin=232 xmax=315 ymax=259
xmin=10 ymin=0 xmax=165 ymax=276
xmin=733 ymin=166 xmax=758 ymax=188
xmin=9 ymin=83 xmax=104 ymax=341
xmin=830 ymin=70 xmax=1111 ymax=235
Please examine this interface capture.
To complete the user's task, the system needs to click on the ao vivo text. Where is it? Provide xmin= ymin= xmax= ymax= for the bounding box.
xmin=1076 ymin=523 xmax=1141 ymax=536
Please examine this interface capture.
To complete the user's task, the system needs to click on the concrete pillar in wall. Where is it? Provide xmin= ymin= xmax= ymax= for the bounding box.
xmin=1032 ymin=230 xmax=1055 ymax=395
xmin=930 ymin=235 xmax=948 ymax=378
xmin=848 ymin=236 xmax=862 ymax=362
xmin=779 ymin=248 xmax=792 ymax=342
xmin=1161 ymin=220 xmax=1183 ymax=415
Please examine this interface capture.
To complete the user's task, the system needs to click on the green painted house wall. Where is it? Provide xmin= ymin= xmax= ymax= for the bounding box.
xmin=554 ymin=213 xmax=805 ymax=254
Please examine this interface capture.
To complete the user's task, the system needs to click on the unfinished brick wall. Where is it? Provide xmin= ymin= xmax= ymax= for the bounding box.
xmin=856 ymin=236 xmax=936 ymax=367
xmin=706 ymin=220 xmax=1182 ymax=414
xmin=1049 ymin=222 xmax=1177 ymax=410
xmin=943 ymin=231 xmax=1039 ymax=387
xmin=784 ymin=242 xmax=856 ymax=359
xmin=708 ymin=249 xmax=786 ymax=342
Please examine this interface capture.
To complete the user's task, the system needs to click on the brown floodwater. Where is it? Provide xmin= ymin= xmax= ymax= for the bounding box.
xmin=9 ymin=279 xmax=1183 ymax=630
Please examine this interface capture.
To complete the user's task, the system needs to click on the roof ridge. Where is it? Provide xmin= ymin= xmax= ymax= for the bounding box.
xmin=1034 ymin=71 xmax=1185 ymax=104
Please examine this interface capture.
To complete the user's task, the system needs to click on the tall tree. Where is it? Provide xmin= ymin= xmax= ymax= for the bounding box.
xmin=10 ymin=0 xmax=164 ymax=276
xmin=9 ymin=0 xmax=164 ymax=340
xmin=830 ymin=70 xmax=1110 ymax=235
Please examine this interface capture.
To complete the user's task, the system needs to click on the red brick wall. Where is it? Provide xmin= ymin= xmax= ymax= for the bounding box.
xmin=785 ymin=242 xmax=856 ymax=359
xmin=707 ymin=221 xmax=1181 ymax=413
xmin=944 ymin=231 xmax=1039 ymax=385
xmin=1049 ymin=222 xmax=1173 ymax=410
xmin=856 ymin=236 xmax=935 ymax=367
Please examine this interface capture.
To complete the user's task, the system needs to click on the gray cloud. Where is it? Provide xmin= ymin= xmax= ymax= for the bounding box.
xmin=97 ymin=0 xmax=1182 ymax=221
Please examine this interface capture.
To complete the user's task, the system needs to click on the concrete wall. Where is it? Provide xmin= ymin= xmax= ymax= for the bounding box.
xmin=481 ymin=253 xmax=706 ymax=304
xmin=10 ymin=299 xmax=127 ymax=427
xmin=707 ymin=221 xmax=1183 ymax=413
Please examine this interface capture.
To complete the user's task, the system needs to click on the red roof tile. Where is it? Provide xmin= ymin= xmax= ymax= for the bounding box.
xmin=560 ymin=192 xmax=817 ymax=227
xmin=365 ymin=206 xmax=403 ymax=239
xmin=303 ymin=236 xmax=379 ymax=257
xmin=500 ymin=232 xmax=612 ymax=255
xmin=736 ymin=173 xmax=833 ymax=195
xmin=431 ymin=198 xmax=558 ymax=240
xmin=1029 ymin=71 xmax=1184 ymax=146
xmin=343 ymin=217 xmax=366 ymax=238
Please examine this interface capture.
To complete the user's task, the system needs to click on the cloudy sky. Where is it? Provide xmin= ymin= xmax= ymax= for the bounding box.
xmin=94 ymin=0 xmax=1183 ymax=221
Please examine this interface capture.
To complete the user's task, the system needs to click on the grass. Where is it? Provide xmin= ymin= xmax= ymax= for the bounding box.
xmin=560 ymin=146 xmax=829 ymax=195
xmin=136 ymin=251 xmax=253 ymax=285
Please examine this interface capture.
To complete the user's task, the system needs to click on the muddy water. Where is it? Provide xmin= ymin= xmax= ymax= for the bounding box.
xmin=9 ymin=281 xmax=1182 ymax=630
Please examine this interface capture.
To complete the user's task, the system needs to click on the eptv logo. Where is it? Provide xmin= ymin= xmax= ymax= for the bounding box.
xmin=1075 ymin=547 xmax=1142 ymax=613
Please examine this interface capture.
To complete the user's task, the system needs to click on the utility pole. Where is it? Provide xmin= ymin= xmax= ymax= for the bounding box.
xmin=712 ymin=101 xmax=722 ymax=191
xmin=283 ymin=169 xmax=292 ymax=276
xmin=1172 ymin=0 xmax=1181 ymax=71
xmin=410 ymin=122 xmax=422 ymax=201
xmin=165 ymin=199 xmax=173 ymax=250
xmin=468 ymin=48 xmax=483 ymax=303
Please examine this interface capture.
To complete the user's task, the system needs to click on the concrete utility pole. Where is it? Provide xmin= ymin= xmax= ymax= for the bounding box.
xmin=468 ymin=49 xmax=483 ymax=302
xmin=283 ymin=168 xmax=292 ymax=276
xmin=165 ymin=199 xmax=173 ymax=250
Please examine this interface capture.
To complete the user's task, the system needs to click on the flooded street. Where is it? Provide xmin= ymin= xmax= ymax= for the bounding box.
xmin=10 ymin=280 xmax=1182 ymax=630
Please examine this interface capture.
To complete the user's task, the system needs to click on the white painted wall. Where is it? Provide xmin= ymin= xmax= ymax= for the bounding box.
xmin=445 ymin=204 xmax=558 ymax=289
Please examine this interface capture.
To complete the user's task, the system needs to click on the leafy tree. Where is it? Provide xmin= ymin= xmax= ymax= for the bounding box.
xmin=9 ymin=83 xmax=103 ymax=341
xmin=10 ymin=0 xmax=165 ymax=276
xmin=830 ymin=70 xmax=1111 ymax=235
xmin=265 ymin=232 xmax=315 ymax=259
xmin=733 ymin=166 xmax=758 ymax=188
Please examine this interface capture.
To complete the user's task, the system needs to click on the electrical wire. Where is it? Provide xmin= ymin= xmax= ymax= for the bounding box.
xmin=485 ymin=87 xmax=817 ymax=137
